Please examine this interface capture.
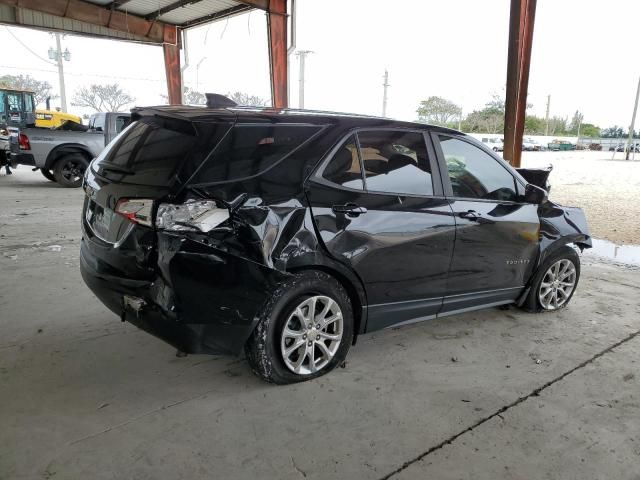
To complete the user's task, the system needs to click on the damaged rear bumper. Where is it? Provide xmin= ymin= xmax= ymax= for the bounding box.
xmin=80 ymin=235 xmax=290 ymax=355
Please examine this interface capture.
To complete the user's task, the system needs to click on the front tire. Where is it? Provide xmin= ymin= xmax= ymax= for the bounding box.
xmin=245 ymin=271 xmax=354 ymax=384
xmin=53 ymin=154 xmax=89 ymax=188
xmin=522 ymin=246 xmax=580 ymax=313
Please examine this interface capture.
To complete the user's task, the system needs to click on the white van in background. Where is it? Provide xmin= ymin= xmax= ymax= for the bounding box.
xmin=480 ymin=137 xmax=504 ymax=152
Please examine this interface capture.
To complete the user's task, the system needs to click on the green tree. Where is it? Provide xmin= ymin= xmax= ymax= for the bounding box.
xmin=485 ymin=94 xmax=505 ymax=113
xmin=524 ymin=115 xmax=545 ymax=134
xmin=547 ymin=116 xmax=568 ymax=136
xmin=416 ymin=96 xmax=462 ymax=125
xmin=568 ymin=110 xmax=584 ymax=134
xmin=0 ymin=74 xmax=57 ymax=107
xmin=601 ymin=126 xmax=625 ymax=138
xmin=578 ymin=123 xmax=600 ymax=137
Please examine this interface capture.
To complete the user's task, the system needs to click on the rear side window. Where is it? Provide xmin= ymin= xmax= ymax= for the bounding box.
xmin=191 ymin=124 xmax=322 ymax=184
xmin=321 ymin=134 xmax=363 ymax=190
xmin=357 ymin=130 xmax=433 ymax=196
xmin=92 ymin=117 xmax=199 ymax=186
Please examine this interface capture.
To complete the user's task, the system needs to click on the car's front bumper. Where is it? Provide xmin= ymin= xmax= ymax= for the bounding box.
xmin=80 ymin=235 xmax=290 ymax=355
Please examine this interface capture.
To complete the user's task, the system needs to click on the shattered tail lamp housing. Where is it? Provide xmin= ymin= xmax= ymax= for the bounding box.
xmin=115 ymin=199 xmax=153 ymax=227
xmin=156 ymin=200 xmax=230 ymax=233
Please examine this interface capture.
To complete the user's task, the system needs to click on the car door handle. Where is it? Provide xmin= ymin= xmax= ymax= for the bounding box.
xmin=459 ymin=209 xmax=481 ymax=220
xmin=332 ymin=203 xmax=368 ymax=217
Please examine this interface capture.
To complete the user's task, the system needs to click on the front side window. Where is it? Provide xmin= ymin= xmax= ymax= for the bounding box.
xmin=439 ymin=136 xmax=518 ymax=202
xmin=322 ymin=134 xmax=363 ymax=190
xmin=357 ymin=130 xmax=433 ymax=196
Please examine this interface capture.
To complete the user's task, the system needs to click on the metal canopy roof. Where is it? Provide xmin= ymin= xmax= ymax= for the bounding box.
xmin=0 ymin=0 xmax=269 ymax=44
xmin=86 ymin=0 xmax=255 ymax=28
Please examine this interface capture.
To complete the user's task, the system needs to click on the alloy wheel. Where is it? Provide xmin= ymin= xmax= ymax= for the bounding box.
xmin=280 ymin=295 xmax=343 ymax=375
xmin=538 ymin=259 xmax=577 ymax=310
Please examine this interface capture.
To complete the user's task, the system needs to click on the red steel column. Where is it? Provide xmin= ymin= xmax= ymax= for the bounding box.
xmin=504 ymin=0 xmax=537 ymax=167
xmin=268 ymin=0 xmax=288 ymax=108
xmin=163 ymin=25 xmax=182 ymax=105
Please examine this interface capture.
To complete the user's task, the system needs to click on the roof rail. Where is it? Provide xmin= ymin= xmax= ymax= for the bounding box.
xmin=205 ymin=93 xmax=238 ymax=109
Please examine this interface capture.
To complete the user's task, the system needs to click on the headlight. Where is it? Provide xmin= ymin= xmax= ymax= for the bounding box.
xmin=156 ymin=199 xmax=230 ymax=233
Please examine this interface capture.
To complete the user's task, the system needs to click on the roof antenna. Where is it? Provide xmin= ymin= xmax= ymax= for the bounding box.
xmin=205 ymin=93 xmax=237 ymax=108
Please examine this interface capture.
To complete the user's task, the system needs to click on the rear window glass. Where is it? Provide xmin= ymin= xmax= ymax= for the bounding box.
xmin=190 ymin=124 xmax=322 ymax=185
xmin=92 ymin=117 xmax=199 ymax=186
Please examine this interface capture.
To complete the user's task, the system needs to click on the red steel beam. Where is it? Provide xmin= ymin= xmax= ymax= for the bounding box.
xmin=163 ymin=26 xmax=182 ymax=104
xmin=503 ymin=0 xmax=537 ymax=167
xmin=267 ymin=0 xmax=288 ymax=108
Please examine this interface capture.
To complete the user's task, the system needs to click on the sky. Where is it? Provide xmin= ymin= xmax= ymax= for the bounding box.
xmin=0 ymin=0 xmax=639 ymax=128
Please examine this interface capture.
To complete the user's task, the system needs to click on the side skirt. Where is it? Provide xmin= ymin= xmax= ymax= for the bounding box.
xmin=367 ymin=286 xmax=524 ymax=333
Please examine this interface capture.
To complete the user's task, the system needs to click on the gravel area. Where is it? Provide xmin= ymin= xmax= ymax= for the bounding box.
xmin=519 ymin=150 xmax=640 ymax=245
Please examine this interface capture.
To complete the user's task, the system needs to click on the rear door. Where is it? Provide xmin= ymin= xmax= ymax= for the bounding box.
xmin=306 ymin=128 xmax=456 ymax=331
xmin=432 ymin=134 xmax=540 ymax=313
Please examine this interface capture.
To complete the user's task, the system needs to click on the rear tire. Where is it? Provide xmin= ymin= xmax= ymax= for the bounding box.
xmin=521 ymin=246 xmax=580 ymax=313
xmin=41 ymin=168 xmax=56 ymax=182
xmin=53 ymin=154 xmax=89 ymax=188
xmin=245 ymin=271 xmax=354 ymax=384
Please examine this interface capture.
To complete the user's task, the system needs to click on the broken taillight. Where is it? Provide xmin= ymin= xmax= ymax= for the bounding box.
xmin=115 ymin=198 xmax=154 ymax=227
xmin=156 ymin=200 xmax=230 ymax=233
xmin=18 ymin=133 xmax=30 ymax=150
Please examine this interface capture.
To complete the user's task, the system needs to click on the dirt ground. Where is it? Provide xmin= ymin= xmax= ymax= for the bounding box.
xmin=0 ymin=168 xmax=639 ymax=479
xmin=519 ymin=150 xmax=640 ymax=245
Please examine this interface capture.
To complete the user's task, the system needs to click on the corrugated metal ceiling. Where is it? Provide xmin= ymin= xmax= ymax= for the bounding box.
xmin=84 ymin=0 xmax=248 ymax=27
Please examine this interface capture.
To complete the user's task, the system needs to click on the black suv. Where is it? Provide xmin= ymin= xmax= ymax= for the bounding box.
xmin=80 ymin=96 xmax=591 ymax=384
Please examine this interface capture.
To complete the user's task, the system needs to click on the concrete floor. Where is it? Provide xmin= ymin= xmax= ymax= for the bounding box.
xmin=1 ymin=168 xmax=639 ymax=480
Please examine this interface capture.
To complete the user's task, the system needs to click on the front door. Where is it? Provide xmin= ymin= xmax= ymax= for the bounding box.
xmin=306 ymin=129 xmax=456 ymax=331
xmin=433 ymin=134 xmax=540 ymax=313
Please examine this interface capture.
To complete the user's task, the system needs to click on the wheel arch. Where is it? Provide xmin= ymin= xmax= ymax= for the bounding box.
xmin=45 ymin=144 xmax=93 ymax=170
xmin=286 ymin=262 xmax=368 ymax=342
xmin=518 ymin=241 xmax=581 ymax=306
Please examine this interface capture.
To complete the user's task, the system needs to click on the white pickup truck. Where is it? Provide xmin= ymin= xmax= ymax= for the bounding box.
xmin=11 ymin=112 xmax=130 ymax=187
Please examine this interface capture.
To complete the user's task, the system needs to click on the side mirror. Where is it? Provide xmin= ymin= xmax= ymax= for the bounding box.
xmin=523 ymin=183 xmax=547 ymax=204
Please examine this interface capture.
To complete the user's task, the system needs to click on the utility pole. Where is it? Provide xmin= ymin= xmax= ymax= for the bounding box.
xmin=382 ymin=69 xmax=390 ymax=117
xmin=626 ymin=76 xmax=640 ymax=160
xmin=296 ymin=50 xmax=313 ymax=109
xmin=544 ymin=94 xmax=550 ymax=136
xmin=48 ymin=33 xmax=71 ymax=112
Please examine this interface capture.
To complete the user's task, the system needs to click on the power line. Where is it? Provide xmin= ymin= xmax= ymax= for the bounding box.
xmin=3 ymin=26 xmax=56 ymax=66
xmin=0 ymin=64 xmax=165 ymax=83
